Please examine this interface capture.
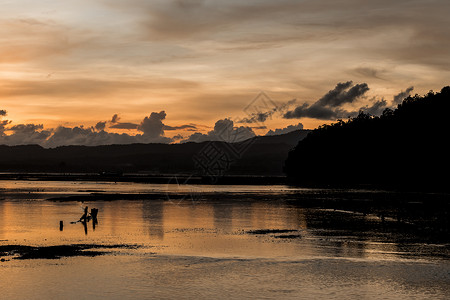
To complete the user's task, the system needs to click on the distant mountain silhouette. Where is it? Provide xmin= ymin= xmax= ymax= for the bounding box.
xmin=285 ymin=86 xmax=450 ymax=190
xmin=0 ymin=129 xmax=310 ymax=176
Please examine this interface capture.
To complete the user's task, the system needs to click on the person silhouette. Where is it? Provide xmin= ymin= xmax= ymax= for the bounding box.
xmin=80 ymin=206 xmax=88 ymax=222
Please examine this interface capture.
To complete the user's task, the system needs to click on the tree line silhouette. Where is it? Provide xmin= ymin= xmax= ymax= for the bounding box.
xmin=285 ymin=86 xmax=450 ymax=190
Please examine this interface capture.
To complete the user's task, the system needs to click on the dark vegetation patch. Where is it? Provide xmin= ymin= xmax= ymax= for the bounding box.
xmin=0 ymin=244 xmax=138 ymax=260
xmin=274 ymin=234 xmax=302 ymax=239
xmin=246 ymin=229 xmax=298 ymax=235
xmin=286 ymin=191 xmax=450 ymax=242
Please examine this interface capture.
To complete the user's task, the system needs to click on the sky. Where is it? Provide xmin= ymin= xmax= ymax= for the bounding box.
xmin=1 ymin=0 xmax=449 ymax=146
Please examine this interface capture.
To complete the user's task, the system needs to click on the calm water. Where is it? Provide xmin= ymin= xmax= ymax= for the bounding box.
xmin=0 ymin=181 xmax=449 ymax=299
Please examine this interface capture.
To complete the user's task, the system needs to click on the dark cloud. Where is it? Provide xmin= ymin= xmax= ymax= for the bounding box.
xmin=182 ymin=132 xmax=206 ymax=143
xmin=44 ymin=117 xmax=174 ymax=147
xmin=0 ymin=120 xmax=12 ymax=136
xmin=95 ymin=121 xmax=106 ymax=131
xmin=109 ymin=122 xmax=139 ymax=130
xmin=284 ymin=81 xmax=369 ymax=120
xmin=0 ymin=110 xmax=10 ymax=136
xmin=285 ymin=103 xmax=353 ymax=120
xmin=265 ymin=123 xmax=304 ymax=136
xmin=44 ymin=126 xmax=138 ymax=148
xmin=284 ymin=82 xmax=412 ymax=120
xmin=284 ymin=101 xmax=345 ymax=119
xmin=212 ymin=118 xmax=256 ymax=143
xmin=108 ymin=114 xmax=198 ymax=132
xmin=360 ymin=86 xmax=414 ymax=115
xmin=238 ymin=98 xmax=296 ymax=124
xmin=238 ymin=112 xmax=272 ymax=124
xmin=360 ymin=98 xmax=388 ymax=116
xmin=183 ymin=118 xmax=255 ymax=143
xmin=316 ymin=81 xmax=369 ymax=107
xmin=163 ymin=124 xmax=197 ymax=131
xmin=111 ymin=114 xmax=120 ymax=123
xmin=172 ymin=134 xmax=185 ymax=141
xmin=393 ymin=86 xmax=414 ymax=105
xmin=138 ymin=111 xmax=167 ymax=139
xmin=1 ymin=123 xmax=51 ymax=146
xmin=108 ymin=113 xmax=139 ymax=130
xmin=9 ymin=123 xmax=44 ymax=132
xmin=252 ymin=125 xmax=267 ymax=130
xmin=0 ymin=110 xmax=178 ymax=147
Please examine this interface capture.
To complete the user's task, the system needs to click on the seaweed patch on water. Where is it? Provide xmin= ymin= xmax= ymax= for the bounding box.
xmin=0 ymin=244 xmax=139 ymax=260
xmin=246 ymin=229 xmax=298 ymax=235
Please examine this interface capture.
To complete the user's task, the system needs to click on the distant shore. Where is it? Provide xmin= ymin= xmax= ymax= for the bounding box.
xmin=1 ymin=172 xmax=449 ymax=193
xmin=0 ymin=172 xmax=288 ymax=185
xmin=0 ymin=172 xmax=448 ymax=195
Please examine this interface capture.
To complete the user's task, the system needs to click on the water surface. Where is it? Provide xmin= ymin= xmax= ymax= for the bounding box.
xmin=1 ymin=181 xmax=449 ymax=299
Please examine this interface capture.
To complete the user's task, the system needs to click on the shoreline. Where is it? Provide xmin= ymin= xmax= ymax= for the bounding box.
xmin=1 ymin=172 xmax=449 ymax=193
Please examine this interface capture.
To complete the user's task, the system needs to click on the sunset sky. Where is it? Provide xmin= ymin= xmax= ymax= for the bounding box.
xmin=1 ymin=0 xmax=449 ymax=146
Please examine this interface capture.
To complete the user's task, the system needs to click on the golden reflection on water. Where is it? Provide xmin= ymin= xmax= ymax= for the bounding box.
xmin=0 ymin=196 xmax=422 ymax=262
xmin=0 ymin=181 xmax=447 ymax=262
xmin=1 ymin=182 xmax=450 ymax=300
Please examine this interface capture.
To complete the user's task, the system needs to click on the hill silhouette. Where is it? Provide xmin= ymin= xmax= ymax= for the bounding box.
xmin=284 ymin=86 xmax=450 ymax=190
xmin=0 ymin=129 xmax=309 ymax=177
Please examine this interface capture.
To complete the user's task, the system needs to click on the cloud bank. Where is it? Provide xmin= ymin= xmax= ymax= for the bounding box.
xmin=284 ymin=82 xmax=414 ymax=120
xmin=284 ymin=81 xmax=370 ymax=120
xmin=0 ymin=110 xmax=174 ymax=147
xmin=0 ymin=83 xmax=416 ymax=147
xmin=238 ymin=98 xmax=297 ymax=124
xmin=182 ymin=118 xmax=256 ymax=143
xmin=265 ymin=123 xmax=304 ymax=136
